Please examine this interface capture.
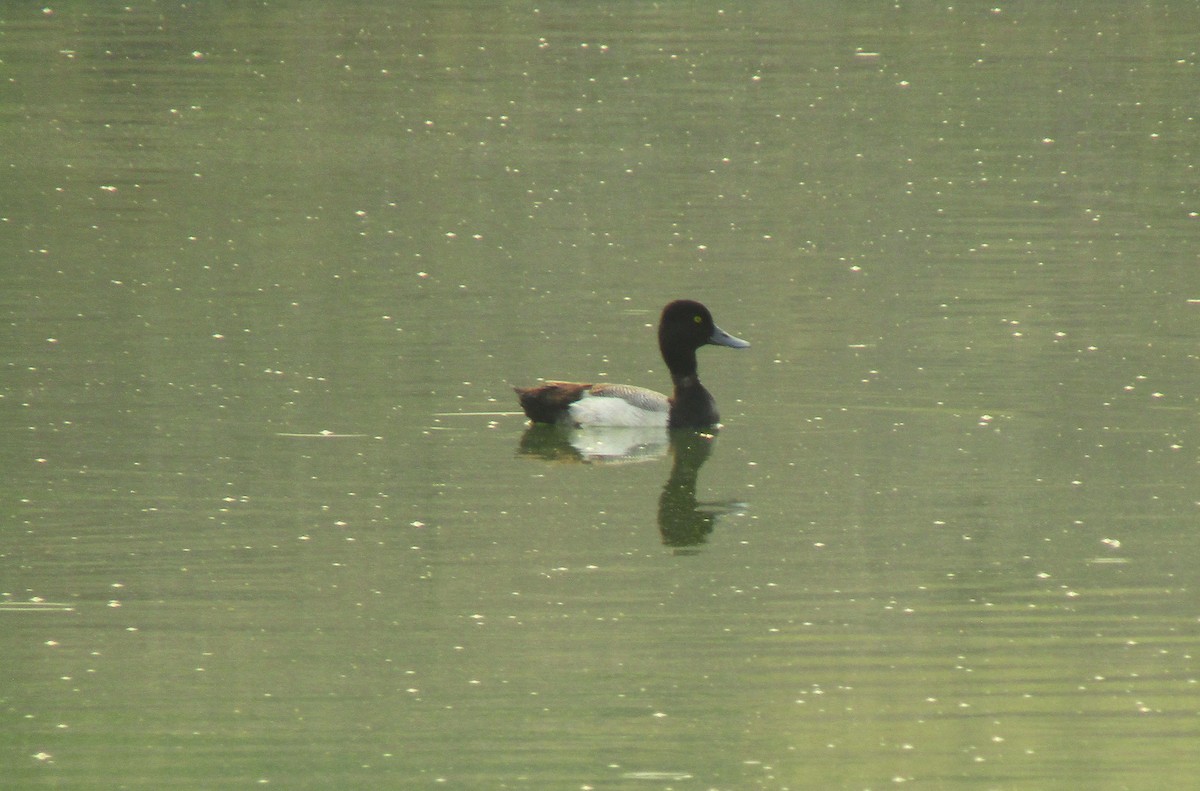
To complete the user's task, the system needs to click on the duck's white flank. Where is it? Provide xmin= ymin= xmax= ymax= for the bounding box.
xmin=567 ymin=385 xmax=669 ymax=427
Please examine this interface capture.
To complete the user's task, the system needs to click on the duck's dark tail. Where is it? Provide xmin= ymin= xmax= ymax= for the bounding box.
xmin=513 ymin=382 xmax=590 ymax=424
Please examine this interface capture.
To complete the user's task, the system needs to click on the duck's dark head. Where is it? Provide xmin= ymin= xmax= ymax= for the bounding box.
xmin=657 ymin=300 xmax=749 ymax=379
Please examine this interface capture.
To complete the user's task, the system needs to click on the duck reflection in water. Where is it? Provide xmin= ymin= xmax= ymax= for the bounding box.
xmin=516 ymin=425 xmax=745 ymax=549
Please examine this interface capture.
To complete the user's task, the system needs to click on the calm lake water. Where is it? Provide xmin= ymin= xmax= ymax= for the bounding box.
xmin=3 ymin=3 xmax=1198 ymax=788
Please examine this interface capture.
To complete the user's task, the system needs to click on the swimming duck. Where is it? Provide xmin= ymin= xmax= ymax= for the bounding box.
xmin=514 ymin=300 xmax=749 ymax=428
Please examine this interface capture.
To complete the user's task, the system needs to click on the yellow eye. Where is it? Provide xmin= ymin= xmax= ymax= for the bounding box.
xmin=693 ymin=315 xmax=702 ymax=324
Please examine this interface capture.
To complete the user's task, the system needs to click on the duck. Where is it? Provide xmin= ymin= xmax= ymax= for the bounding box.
xmin=514 ymin=300 xmax=749 ymax=428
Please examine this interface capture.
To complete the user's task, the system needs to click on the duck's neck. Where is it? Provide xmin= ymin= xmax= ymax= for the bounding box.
xmin=661 ymin=345 xmax=699 ymax=387
xmin=667 ymin=369 xmax=718 ymax=428
xmin=672 ymin=372 xmax=700 ymax=389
